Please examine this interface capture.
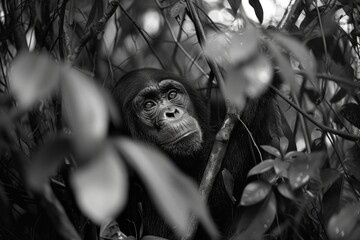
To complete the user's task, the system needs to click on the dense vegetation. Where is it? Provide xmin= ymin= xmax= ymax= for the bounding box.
xmin=0 ymin=0 xmax=360 ymax=240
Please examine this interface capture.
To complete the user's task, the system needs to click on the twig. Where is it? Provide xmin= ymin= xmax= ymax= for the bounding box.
xmin=68 ymin=0 xmax=119 ymax=63
xmin=271 ymin=85 xmax=359 ymax=141
xmin=155 ymin=0 xmax=208 ymax=78
xmin=118 ymin=4 xmax=167 ymax=70
xmin=277 ymin=0 xmax=305 ymax=31
xmin=294 ymin=70 xmax=360 ymax=88
xmin=58 ymin=0 xmax=68 ymax=60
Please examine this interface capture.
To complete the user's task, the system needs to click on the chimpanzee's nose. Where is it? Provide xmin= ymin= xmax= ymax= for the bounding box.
xmin=163 ymin=107 xmax=182 ymax=119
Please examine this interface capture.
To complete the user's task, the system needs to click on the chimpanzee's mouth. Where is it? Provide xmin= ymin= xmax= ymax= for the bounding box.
xmin=162 ymin=129 xmax=199 ymax=146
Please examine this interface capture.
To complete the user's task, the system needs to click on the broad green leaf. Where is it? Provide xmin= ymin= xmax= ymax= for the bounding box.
xmin=62 ymin=68 xmax=110 ymax=154
xmin=273 ymin=159 xmax=289 ymax=178
xmin=277 ymin=183 xmax=295 ymax=200
xmin=320 ymin=168 xmax=341 ymax=193
xmin=260 ymin=145 xmax=281 ymax=158
xmin=247 ymin=159 xmax=274 ymax=177
xmin=288 ymin=154 xmax=310 ymax=189
xmin=71 ymin=145 xmax=128 ymax=225
xmin=327 ymin=203 xmax=360 ymax=240
xmin=115 ymin=138 xmax=217 ymax=238
xmin=26 ymin=136 xmax=72 ymax=191
xmin=288 ymin=151 xmax=325 ymax=189
xmin=240 ymin=181 xmax=271 ymax=206
xmin=236 ymin=192 xmax=276 ymax=238
xmin=9 ymin=52 xmax=59 ymax=109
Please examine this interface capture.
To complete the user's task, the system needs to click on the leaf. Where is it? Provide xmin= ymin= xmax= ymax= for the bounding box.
xmin=115 ymin=138 xmax=217 ymax=238
xmin=320 ymin=168 xmax=341 ymax=193
xmin=240 ymin=181 xmax=271 ymax=206
xmin=279 ymin=136 xmax=289 ymax=156
xmin=228 ymin=0 xmax=241 ymax=14
xmin=322 ymin=174 xmax=343 ymax=230
xmin=327 ymin=203 xmax=360 ymax=240
xmin=236 ymin=192 xmax=276 ymax=238
xmin=9 ymin=52 xmax=59 ymax=109
xmin=273 ymin=159 xmax=290 ymax=178
xmin=273 ymin=34 xmax=317 ymax=83
xmin=340 ymin=103 xmax=360 ymax=129
xmin=260 ymin=145 xmax=281 ymax=158
xmin=62 ymin=68 xmax=110 ymax=154
xmin=249 ymin=0 xmax=263 ymax=23
xmin=247 ymin=159 xmax=274 ymax=177
xmin=222 ymin=169 xmax=236 ymax=203
xmin=86 ymin=1 xmax=98 ymax=28
xmin=277 ymin=183 xmax=295 ymax=200
xmin=330 ymin=88 xmax=347 ymax=103
xmin=26 ymin=135 xmax=72 ymax=191
xmin=70 ymin=145 xmax=128 ymax=225
xmin=229 ymin=25 xmax=259 ymax=64
xmin=288 ymin=151 xmax=325 ymax=189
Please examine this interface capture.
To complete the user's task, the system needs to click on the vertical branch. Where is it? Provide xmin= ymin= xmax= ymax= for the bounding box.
xmin=183 ymin=1 xmax=239 ymax=239
xmin=277 ymin=0 xmax=305 ymax=31
xmin=58 ymin=0 xmax=69 ymax=60
xmin=69 ymin=0 xmax=120 ymax=63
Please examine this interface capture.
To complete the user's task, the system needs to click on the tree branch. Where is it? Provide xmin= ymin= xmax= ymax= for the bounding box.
xmin=271 ymin=85 xmax=359 ymax=141
xmin=277 ymin=0 xmax=305 ymax=31
xmin=118 ymin=4 xmax=167 ymax=70
xmin=68 ymin=0 xmax=119 ymax=63
xmin=182 ymin=1 xmax=237 ymax=239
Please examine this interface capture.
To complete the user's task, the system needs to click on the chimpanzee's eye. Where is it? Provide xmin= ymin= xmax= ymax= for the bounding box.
xmin=144 ymin=101 xmax=156 ymax=109
xmin=168 ymin=90 xmax=177 ymax=100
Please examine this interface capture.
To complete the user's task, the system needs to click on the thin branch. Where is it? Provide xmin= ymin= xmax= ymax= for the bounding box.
xmin=118 ymin=4 xmax=167 ymax=70
xmin=155 ymin=0 xmax=208 ymax=78
xmin=271 ymin=85 xmax=359 ymax=141
xmin=58 ymin=0 xmax=68 ymax=60
xmin=277 ymin=0 xmax=305 ymax=31
xmin=294 ymin=70 xmax=360 ymax=88
xmin=68 ymin=0 xmax=119 ymax=63
xmin=185 ymin=0 xmax=227 ymax=102
xmin=182 ymin=114 xmax=237 ymax=240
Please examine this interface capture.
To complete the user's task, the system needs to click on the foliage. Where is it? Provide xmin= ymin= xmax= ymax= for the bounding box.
xmin=0 ymin=0 xmax=360 ymax=240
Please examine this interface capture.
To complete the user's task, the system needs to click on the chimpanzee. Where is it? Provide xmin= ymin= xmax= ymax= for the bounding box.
xmin=112 ymin=68 xmax=277 ymax=239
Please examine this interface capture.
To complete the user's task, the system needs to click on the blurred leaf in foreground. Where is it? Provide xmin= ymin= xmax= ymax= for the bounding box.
xmin=115 ymin=138 xmax=218 ymax=238
xmin=9 ymin=52 xmax=60 ymax=109
xmin=70 ymin=145 xmax=128 ymax=225
xmin=61 ymin=68 xmax=112 ymax=155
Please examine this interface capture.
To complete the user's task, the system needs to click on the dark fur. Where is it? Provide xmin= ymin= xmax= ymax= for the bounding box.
xmin=112 ymin=68 xmax=276 ymax=239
